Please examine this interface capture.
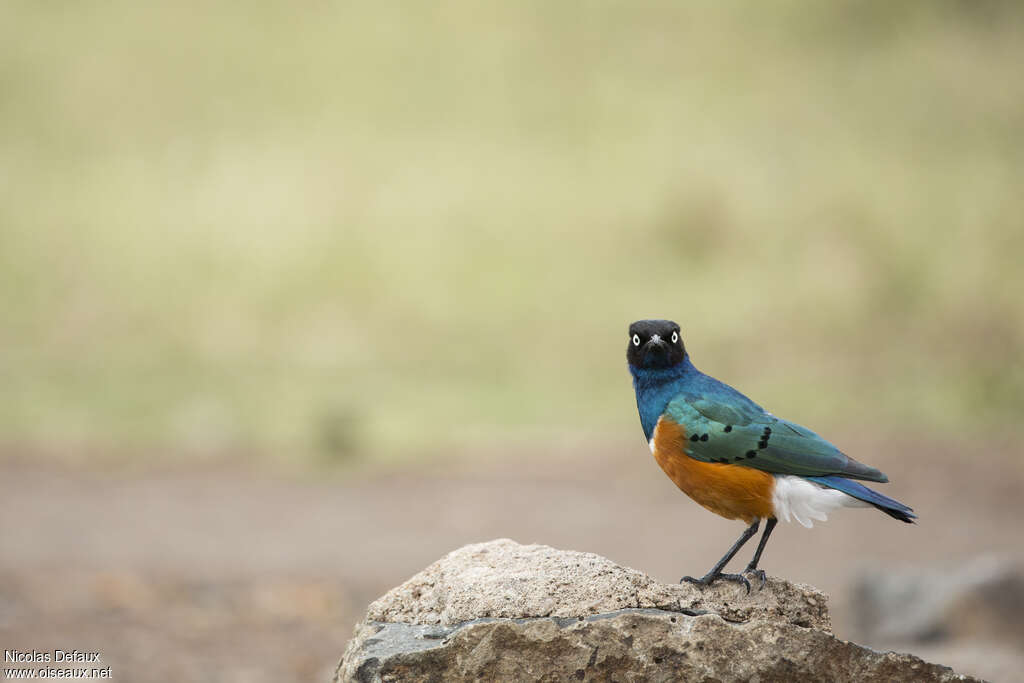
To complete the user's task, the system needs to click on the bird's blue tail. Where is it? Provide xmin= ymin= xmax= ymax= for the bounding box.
xmin=807 ymin=475 xmax=916 ymax=523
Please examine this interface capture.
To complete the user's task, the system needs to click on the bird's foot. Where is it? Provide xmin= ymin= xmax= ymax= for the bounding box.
xmin=742 ymin=566 xmax=767 ymax=591
xmin=681 ymin=572 xmax=752 ymax=594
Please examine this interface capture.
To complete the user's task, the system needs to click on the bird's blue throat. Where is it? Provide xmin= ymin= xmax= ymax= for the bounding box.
xmin=629 ymin=355 xmax=698 ymax=440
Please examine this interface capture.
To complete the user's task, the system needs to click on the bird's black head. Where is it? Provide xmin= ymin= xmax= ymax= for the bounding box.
xmin=627 ymin=319 xmax=686 ymax=369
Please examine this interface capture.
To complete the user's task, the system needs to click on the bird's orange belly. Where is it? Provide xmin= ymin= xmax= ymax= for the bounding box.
xmin=652 ymin=417 xmax=776 ymax=524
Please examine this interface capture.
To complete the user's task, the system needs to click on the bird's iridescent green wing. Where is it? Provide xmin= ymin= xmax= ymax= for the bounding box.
xmin=664 ymin=394 xmax=888 ymax=482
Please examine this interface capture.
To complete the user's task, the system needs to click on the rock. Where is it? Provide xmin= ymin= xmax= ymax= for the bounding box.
xmin=851 ymin=556 xmax=1024 ymax=682
xmin=336 ymin=539 xmax=977 ymax=683
xmin=364 ymin=538 xmax=829 ymax=630
xmin=852 ymin=555 xmax=1024 ymax=647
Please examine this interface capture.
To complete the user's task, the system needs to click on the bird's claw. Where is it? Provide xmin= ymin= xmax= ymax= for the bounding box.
xmin=681 ymin=572 xmax=752 ymax=594
xmin=743 ymin=567 xmax=767 ymax=591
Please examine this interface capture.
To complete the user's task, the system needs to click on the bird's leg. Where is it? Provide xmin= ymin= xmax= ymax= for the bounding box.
xmin=742 ymin=517 xmax=777 ymax=590
xmin=682 ymin=519 xmax=760 ymax=594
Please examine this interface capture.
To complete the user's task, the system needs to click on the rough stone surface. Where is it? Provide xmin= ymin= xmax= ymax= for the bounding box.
xmin=336 ymin=539 xmax=978 ymax=683
xmin=364 ymin=538 xmax=829 ymax=630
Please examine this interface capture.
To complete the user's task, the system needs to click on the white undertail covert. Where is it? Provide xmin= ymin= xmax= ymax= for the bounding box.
xmin=771 ymin=475 xmax=868 ymax=528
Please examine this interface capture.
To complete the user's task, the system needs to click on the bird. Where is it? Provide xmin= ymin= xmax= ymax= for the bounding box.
xmin=627 ymin=319 xmax=914 ymax=592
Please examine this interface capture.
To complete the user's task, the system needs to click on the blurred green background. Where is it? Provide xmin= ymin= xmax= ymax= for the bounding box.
xmin=3 ymin=0 xmax=1023 ymax=464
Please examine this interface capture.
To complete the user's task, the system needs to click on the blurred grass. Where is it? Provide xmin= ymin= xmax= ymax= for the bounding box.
xmin=1 ymin=0 xmax=1022 ymax=462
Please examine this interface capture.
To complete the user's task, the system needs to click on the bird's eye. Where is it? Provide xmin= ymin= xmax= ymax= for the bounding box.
xmin=632 ymin=334 xmax=641 ymax=347
xmin=671 ymin=331 xmax=678 ymax=344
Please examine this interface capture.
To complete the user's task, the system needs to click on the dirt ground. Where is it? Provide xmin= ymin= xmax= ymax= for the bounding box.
xmin=2 ymin=434 xmax=1022 ymax=682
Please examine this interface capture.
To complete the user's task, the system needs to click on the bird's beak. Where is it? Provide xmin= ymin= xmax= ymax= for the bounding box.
xmin=642 ymin=334 xmax=669 ymax=362
xmin=645 ymin=334 xmax=668 ymax=349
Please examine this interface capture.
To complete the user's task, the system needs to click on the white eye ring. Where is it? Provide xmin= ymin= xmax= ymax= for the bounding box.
xmin=632 ymin=334 xmax=641 ymax=347
xmin=671 ymin=331 xmax=678 ymax=344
